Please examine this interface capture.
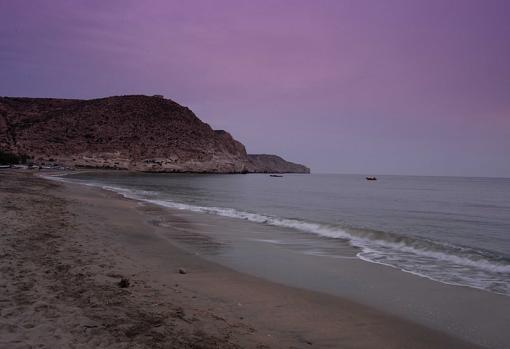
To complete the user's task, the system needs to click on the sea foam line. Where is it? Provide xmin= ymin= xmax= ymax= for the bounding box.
xmin=99 ymin=185 xmax=510 ymax=275
xmin=43 ymin=175 xmax=510 ymax=295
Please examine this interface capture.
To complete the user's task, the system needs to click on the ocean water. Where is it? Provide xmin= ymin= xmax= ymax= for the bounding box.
xmin=61 ymin=172 xmax=510 ymax=297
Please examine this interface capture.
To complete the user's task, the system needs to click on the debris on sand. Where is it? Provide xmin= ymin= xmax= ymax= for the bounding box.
xmin=118 ymin=278 xmax=130 ymax=288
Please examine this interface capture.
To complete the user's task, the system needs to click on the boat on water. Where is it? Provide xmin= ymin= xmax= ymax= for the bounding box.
xmin=270 ymin=174 xmax=284 ymax=178
xmin=366 ymin=176 xmax=377 ymax=181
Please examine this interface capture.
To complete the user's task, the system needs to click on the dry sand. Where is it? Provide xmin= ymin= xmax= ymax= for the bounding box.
xmin=0 ymin=171 xmax=483 ymax=348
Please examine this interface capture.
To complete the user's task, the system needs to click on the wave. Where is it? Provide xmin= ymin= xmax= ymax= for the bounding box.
xmin=44 ymin=175 xmax=510 ymax=296
xmin=142 ymin=198 xmax=510 ymax=274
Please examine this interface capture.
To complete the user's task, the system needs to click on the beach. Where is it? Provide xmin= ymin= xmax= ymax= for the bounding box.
xmin=0 ymin=171 xmax=487 ymax=348
xmin=2 ymin=1 xmax=509 ymax=347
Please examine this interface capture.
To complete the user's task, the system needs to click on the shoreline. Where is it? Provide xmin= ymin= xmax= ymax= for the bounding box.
xmin=0 ymin=171 xmax=483 ymax=348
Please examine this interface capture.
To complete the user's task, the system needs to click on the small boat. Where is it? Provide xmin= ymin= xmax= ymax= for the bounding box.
xmin=366 ymin=176 xmax=377 ymax=181
xmin=270 ymin=174 xmax=284 ymax=177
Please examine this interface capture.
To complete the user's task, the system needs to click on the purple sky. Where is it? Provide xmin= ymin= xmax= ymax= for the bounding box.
xmin=1 ymin=0 xmax=509 ymax=176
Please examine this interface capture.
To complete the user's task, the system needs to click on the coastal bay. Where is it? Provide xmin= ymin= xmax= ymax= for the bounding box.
xmin=2 ymin=1 xmax=509 ymax=348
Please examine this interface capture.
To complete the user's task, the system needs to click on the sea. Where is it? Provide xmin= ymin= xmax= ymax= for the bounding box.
xmin=60 ymin=172 xmax=510 ymax=297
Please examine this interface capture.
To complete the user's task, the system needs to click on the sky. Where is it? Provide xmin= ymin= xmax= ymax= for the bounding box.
xmin=1 ymin=0 xmax=509 ymax=176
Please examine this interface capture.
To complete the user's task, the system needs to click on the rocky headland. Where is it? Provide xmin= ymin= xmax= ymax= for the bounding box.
xmin=246 ymin=154 xmax=309 ymax=173
xmin=0 ymin=95 xmax=310 ymax=173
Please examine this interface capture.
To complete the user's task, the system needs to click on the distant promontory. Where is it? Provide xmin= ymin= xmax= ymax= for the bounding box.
xmin=0 ymin=95 xmax=310 ymax=173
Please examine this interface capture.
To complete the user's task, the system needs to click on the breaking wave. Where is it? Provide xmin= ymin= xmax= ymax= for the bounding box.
xmin=44 ymin=175 xmax=510 ymax=296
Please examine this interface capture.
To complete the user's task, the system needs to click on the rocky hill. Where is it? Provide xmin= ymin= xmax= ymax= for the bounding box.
xmin=0 ymin=95 xmax=310 ymax=173
xmin=247 ymin=154 xmax=310 ymax=173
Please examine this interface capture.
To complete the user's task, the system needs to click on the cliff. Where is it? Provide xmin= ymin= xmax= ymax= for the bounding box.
xmin=247 ymin=154 xmax=310 ymax=173
xmin=0 ymin=95 xmax=309 ymax=173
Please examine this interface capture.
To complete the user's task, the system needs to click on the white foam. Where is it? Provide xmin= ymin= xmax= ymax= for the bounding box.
xmin=124 ymin=191 xmax=510 ymax=275
xmin=248 ymin=238 xmax=288 ymax=245
xmin=45 ymin=175 xmax=510 ymax=296
xmin=138 ymin=193 xmax=510 ymax=295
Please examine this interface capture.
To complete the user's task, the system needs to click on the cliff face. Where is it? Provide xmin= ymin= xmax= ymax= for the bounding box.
xmin=247 ymin=154 xmax=310 ymax=173
xmin=0 ymin=95 xmax=309 ymax=173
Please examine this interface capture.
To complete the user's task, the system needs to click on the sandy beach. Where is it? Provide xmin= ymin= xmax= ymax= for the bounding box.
xmin=0 ymin=171 xmax=484 ymax=349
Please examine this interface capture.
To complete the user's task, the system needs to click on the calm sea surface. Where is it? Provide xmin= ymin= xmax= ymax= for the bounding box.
xmin=63 ymin=172 xmax=510 ymax=297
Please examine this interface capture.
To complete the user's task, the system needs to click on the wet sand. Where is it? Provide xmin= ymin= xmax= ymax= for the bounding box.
xmin=0 ymin=171 xmax=483 ymax=348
